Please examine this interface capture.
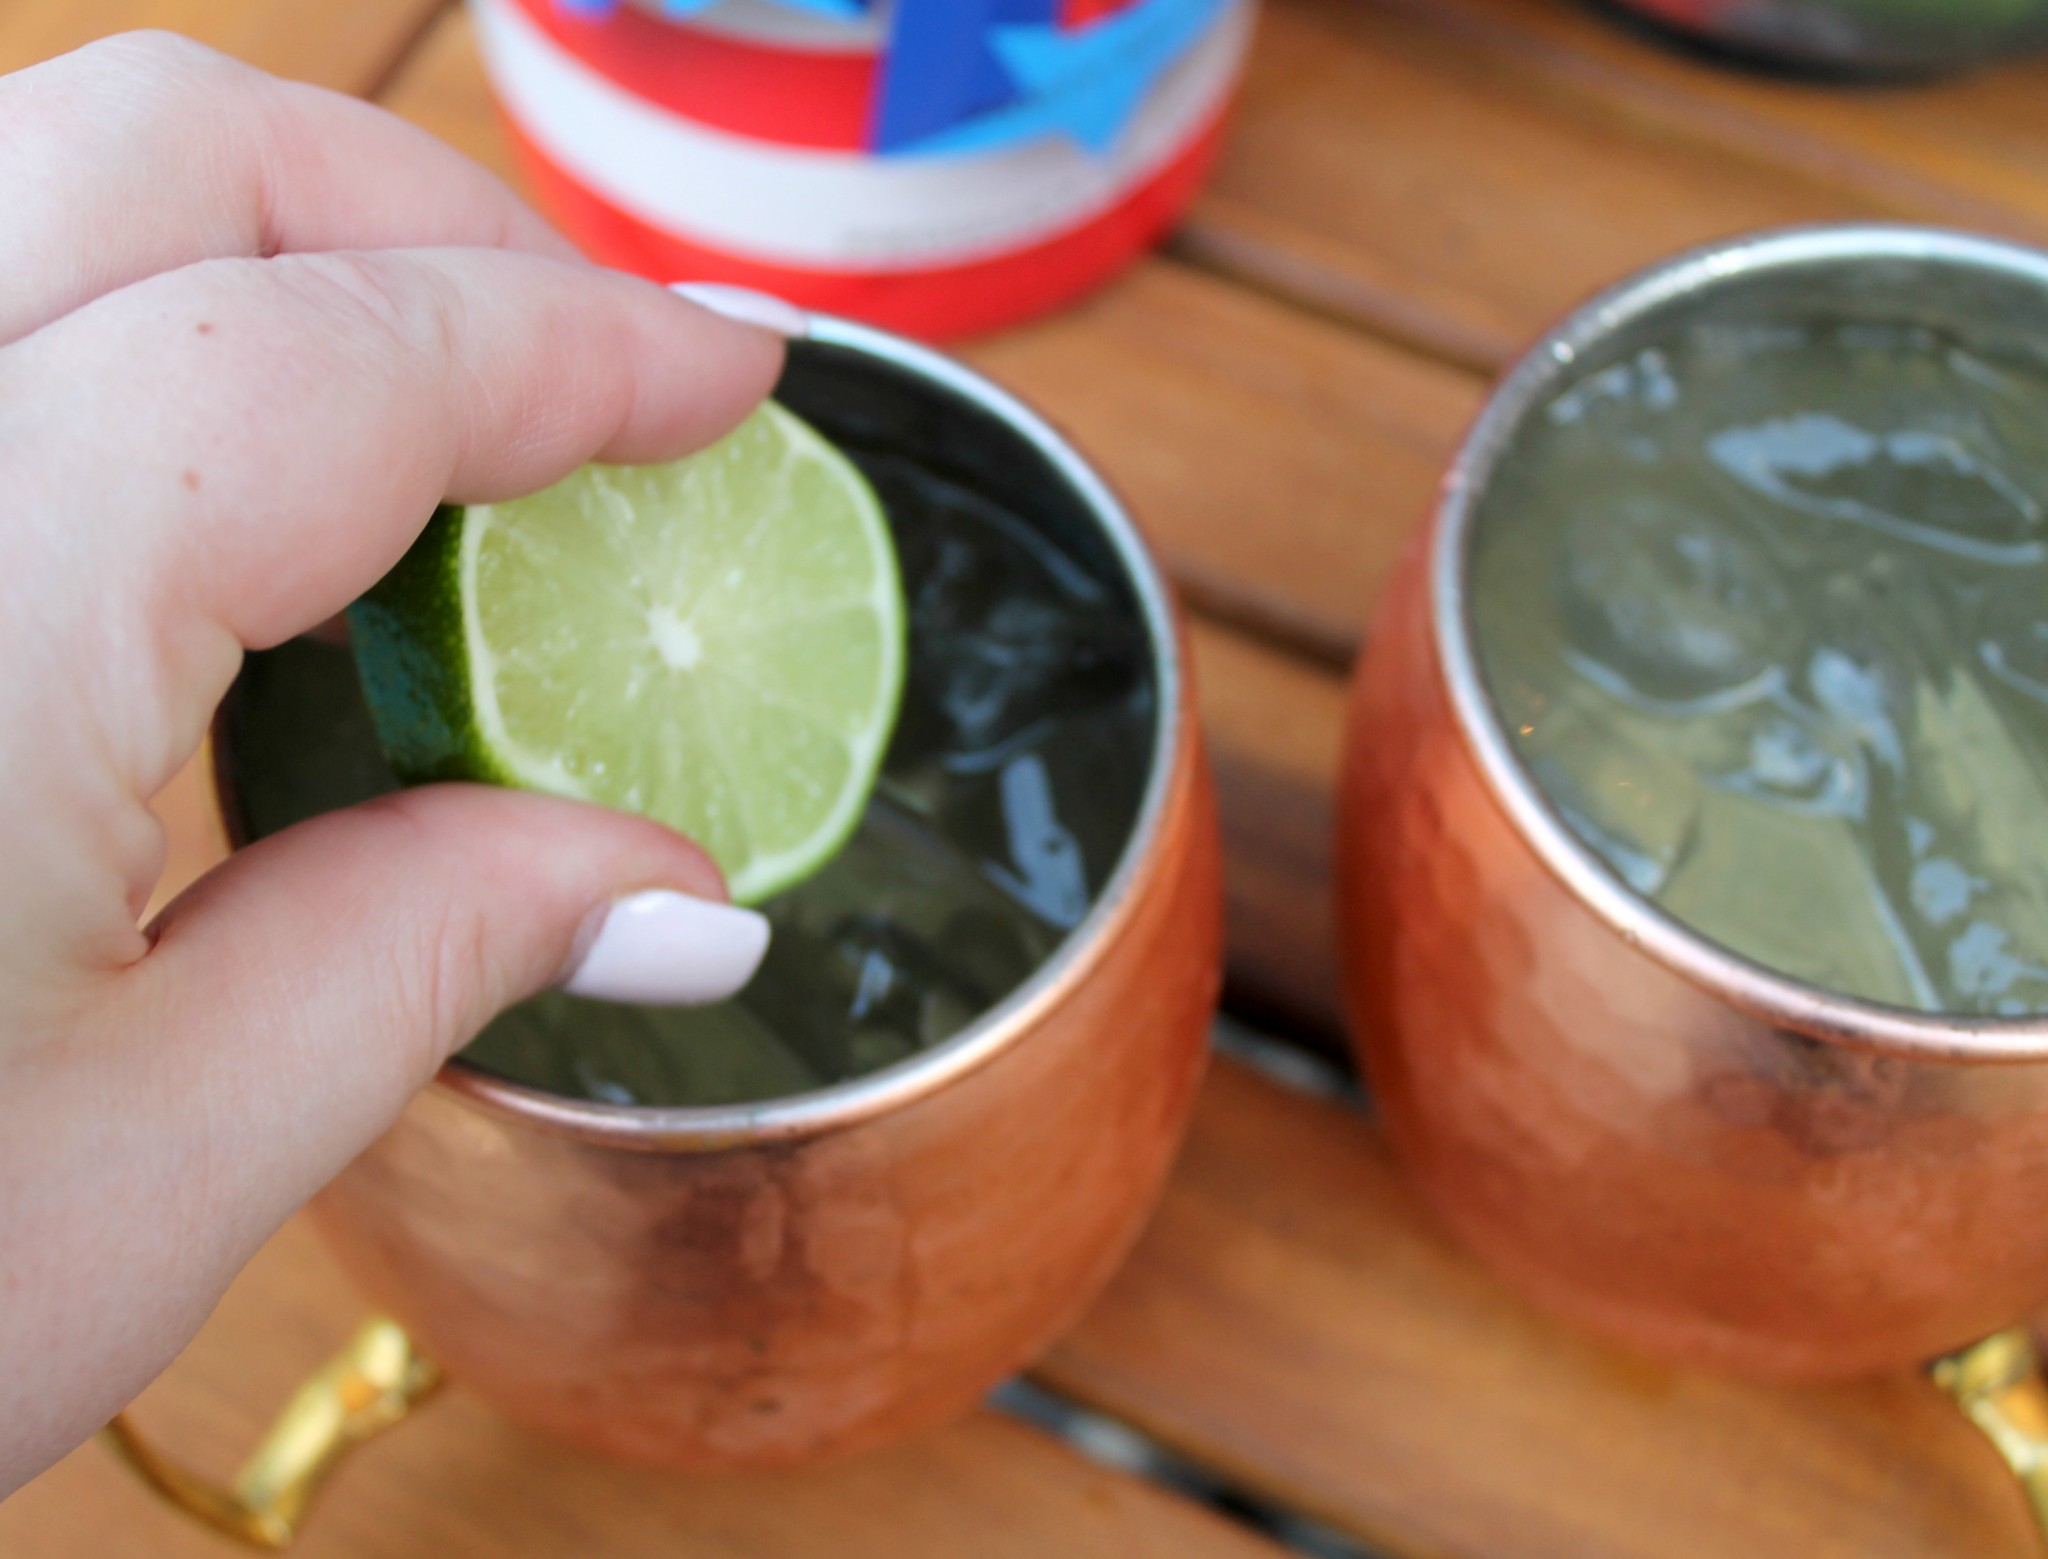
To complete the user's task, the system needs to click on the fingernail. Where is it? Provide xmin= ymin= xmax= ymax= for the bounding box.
xmin=560 ymin=890 xmax=770 ymax=1005
xmin=669 ymin=282 xmax=810 ymax=339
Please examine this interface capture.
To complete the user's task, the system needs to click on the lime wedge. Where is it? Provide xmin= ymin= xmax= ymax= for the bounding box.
xmin=348 ymin=402 xmax=907 ymax=905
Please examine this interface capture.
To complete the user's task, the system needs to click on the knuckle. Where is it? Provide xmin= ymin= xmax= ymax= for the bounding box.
xmin=2 ymin=32 xmax=245 ymax=155
xmin=7 ymin=35 xmax=282 ymax=270
xmin=73 ymin=29 xmax=242 ymax=91
xmin=268 ymin=252 xmax=469 ymax=384
xmin=278 ymin=251 xmax=434 ymax=347
xmin=352 ymin=792 xmax=506 ymax=1062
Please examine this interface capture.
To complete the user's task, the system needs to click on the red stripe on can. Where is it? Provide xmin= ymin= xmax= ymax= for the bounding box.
xmin=503 ymin=104 xmax=1232 ymax=341
xmin=503 ymin=0 xmax=878 ymax=149
xmin=1062 ymin=0 xmax=1143 ymax=22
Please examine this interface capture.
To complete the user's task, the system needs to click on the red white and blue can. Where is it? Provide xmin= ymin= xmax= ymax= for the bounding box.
xmin=471 ymin=0 xmax=1253 ymax=339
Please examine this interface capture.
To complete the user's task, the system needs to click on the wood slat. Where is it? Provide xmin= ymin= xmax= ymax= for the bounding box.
xmin=0 ymin=0 xmax=444 ymax=89
xmin=370 ymin=0 xmax=500 ymax=161
xmin=1042 ymin=1059 xmax=2048 ymax=1559
xmin=1377 ymin=0 xmax=2048 ymax=247
xmin=0 ymin=1219 xmax=1291 ymax=1559
xmin=962 ymin=264 xmax=1477 ymax=663
xmin=1184 ymin=0 xmax=1945 ymax=370
xmin=1189 ymin=621 xmax=1346 ymax=1036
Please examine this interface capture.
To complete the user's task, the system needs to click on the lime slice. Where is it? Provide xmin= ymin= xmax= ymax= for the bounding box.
xmin=348 ymin=401 xmax=906 ymax=905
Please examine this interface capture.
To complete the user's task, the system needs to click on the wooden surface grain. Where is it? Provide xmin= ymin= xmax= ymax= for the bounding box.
xmin=1374 ymin=0 xmax=2048 ymax=244
xmin=963 ymin=262 xmax=1479 ymax=664
xmin=1184 ymin=0 xmax=1891 ymax=368
xmin=0 ymin=1223 xmax=1291 ymax=1559
xmin=9 ymin=0 xmax=2048 ymax=1555
xmin=1184 ymin=0 xmax=2048 ymax=375
xmin=1186 ymin=622 xmax=1347 ymax=1036
xmin=1042 ymin=1064 xmax=2048 ymax=1559
xmin=0 ymin=0 xmax=443 ymax=89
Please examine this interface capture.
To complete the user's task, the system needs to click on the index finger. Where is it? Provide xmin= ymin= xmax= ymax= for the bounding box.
xmin=0 ymin=30 xmax=574 ymax=346
xmin=3 ymin=248 xmax=787 ymax=804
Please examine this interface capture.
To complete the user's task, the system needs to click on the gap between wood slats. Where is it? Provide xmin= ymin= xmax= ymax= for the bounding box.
xmin=1188 ymin=620 xmax=1348 ymax=1047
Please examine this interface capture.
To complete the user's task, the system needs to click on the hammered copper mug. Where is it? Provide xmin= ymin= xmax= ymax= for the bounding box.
xmin=106 ymin=318 xmax=1225 ymax=1548
xmin=1339 ymin=226 xmax=2048 ymax=1532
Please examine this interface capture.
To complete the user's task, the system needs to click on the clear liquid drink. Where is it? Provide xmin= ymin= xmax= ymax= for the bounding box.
xmin=1471 ymin=318 xmax=2048 ymax=1015
xmin=228 ymin=430 xmax=1157 ymax=1105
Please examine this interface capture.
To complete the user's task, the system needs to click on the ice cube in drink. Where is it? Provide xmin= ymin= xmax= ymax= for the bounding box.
xmin=225 ymin=420 xmax=1157 ymax=1106
xmin=1469 ymin=320 xmax=2048 ymax=1015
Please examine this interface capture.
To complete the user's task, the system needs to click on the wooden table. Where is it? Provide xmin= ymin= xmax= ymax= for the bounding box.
xmin=7 ymin=3 xmax=2048 ymax=1555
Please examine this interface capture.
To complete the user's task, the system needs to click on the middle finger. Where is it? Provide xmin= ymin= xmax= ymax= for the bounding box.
xmin=0 ymin=30 xmax=575 ymax=347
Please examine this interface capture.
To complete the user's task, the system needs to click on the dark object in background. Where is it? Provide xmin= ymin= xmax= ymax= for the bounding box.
xmin=1588 ymin=0 xmax=2048 ymax=78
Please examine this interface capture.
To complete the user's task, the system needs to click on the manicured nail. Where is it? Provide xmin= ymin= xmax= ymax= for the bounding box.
xmin=560 ymin=890 xmax=770 ymax=1005
xmin=669 ymin=282 xmax=811 ymax=338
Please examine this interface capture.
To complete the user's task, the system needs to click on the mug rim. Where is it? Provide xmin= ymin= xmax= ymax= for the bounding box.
xmin=1433 ymin=222 xmax=2048 ymax=1061
xmin=435 ymin=312 xmax=1189 ymax=1145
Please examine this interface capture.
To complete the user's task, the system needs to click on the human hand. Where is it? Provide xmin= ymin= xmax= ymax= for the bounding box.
xmin=0 ymin=31 xmax=786 ymax=1492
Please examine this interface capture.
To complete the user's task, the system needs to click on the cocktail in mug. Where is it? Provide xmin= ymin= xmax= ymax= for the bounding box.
xmin=112 ymin=316 xmax=1223 ymax=1545
xmin=1341 ymin=225 xmax=2048 ymax=1540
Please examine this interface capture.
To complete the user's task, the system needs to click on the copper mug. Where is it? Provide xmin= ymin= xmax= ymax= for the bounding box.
xmin=107 ymin=317 xmax=1225 ymax=1548
xmin=1339 ymin=226 xmax=2048 ymax=1531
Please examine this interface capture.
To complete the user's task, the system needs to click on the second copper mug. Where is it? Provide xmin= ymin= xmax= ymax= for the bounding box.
xmin=1339 ymin=225 xmax=2048 ymax=1387
xmin=109 ymin=316 xmax=1225 ymax=1548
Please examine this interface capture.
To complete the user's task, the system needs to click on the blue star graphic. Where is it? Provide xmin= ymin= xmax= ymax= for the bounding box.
xmin=873 ymin=0 xmax=1060 ymax=153
xmin=903 ymin=0 xmax=1229 ymax=156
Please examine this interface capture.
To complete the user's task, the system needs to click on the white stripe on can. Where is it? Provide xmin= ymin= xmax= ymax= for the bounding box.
xmin=472 ymin=0 xmax=1252 ymax=272
xmin=627 ymin=0 xmax=888 ymax=50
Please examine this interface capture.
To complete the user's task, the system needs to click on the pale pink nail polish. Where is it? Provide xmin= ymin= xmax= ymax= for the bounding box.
xmin=560 ymin=891 xmax=770 ymax=1006
xmin=669 ymin=282 xmax=811 ymax=339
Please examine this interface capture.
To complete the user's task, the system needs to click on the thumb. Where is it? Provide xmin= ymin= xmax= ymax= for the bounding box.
xmin=10 ymin=784 xmax=765 ymax=1487
xmin=123 ymin=783 xmax=768 ymax=1240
